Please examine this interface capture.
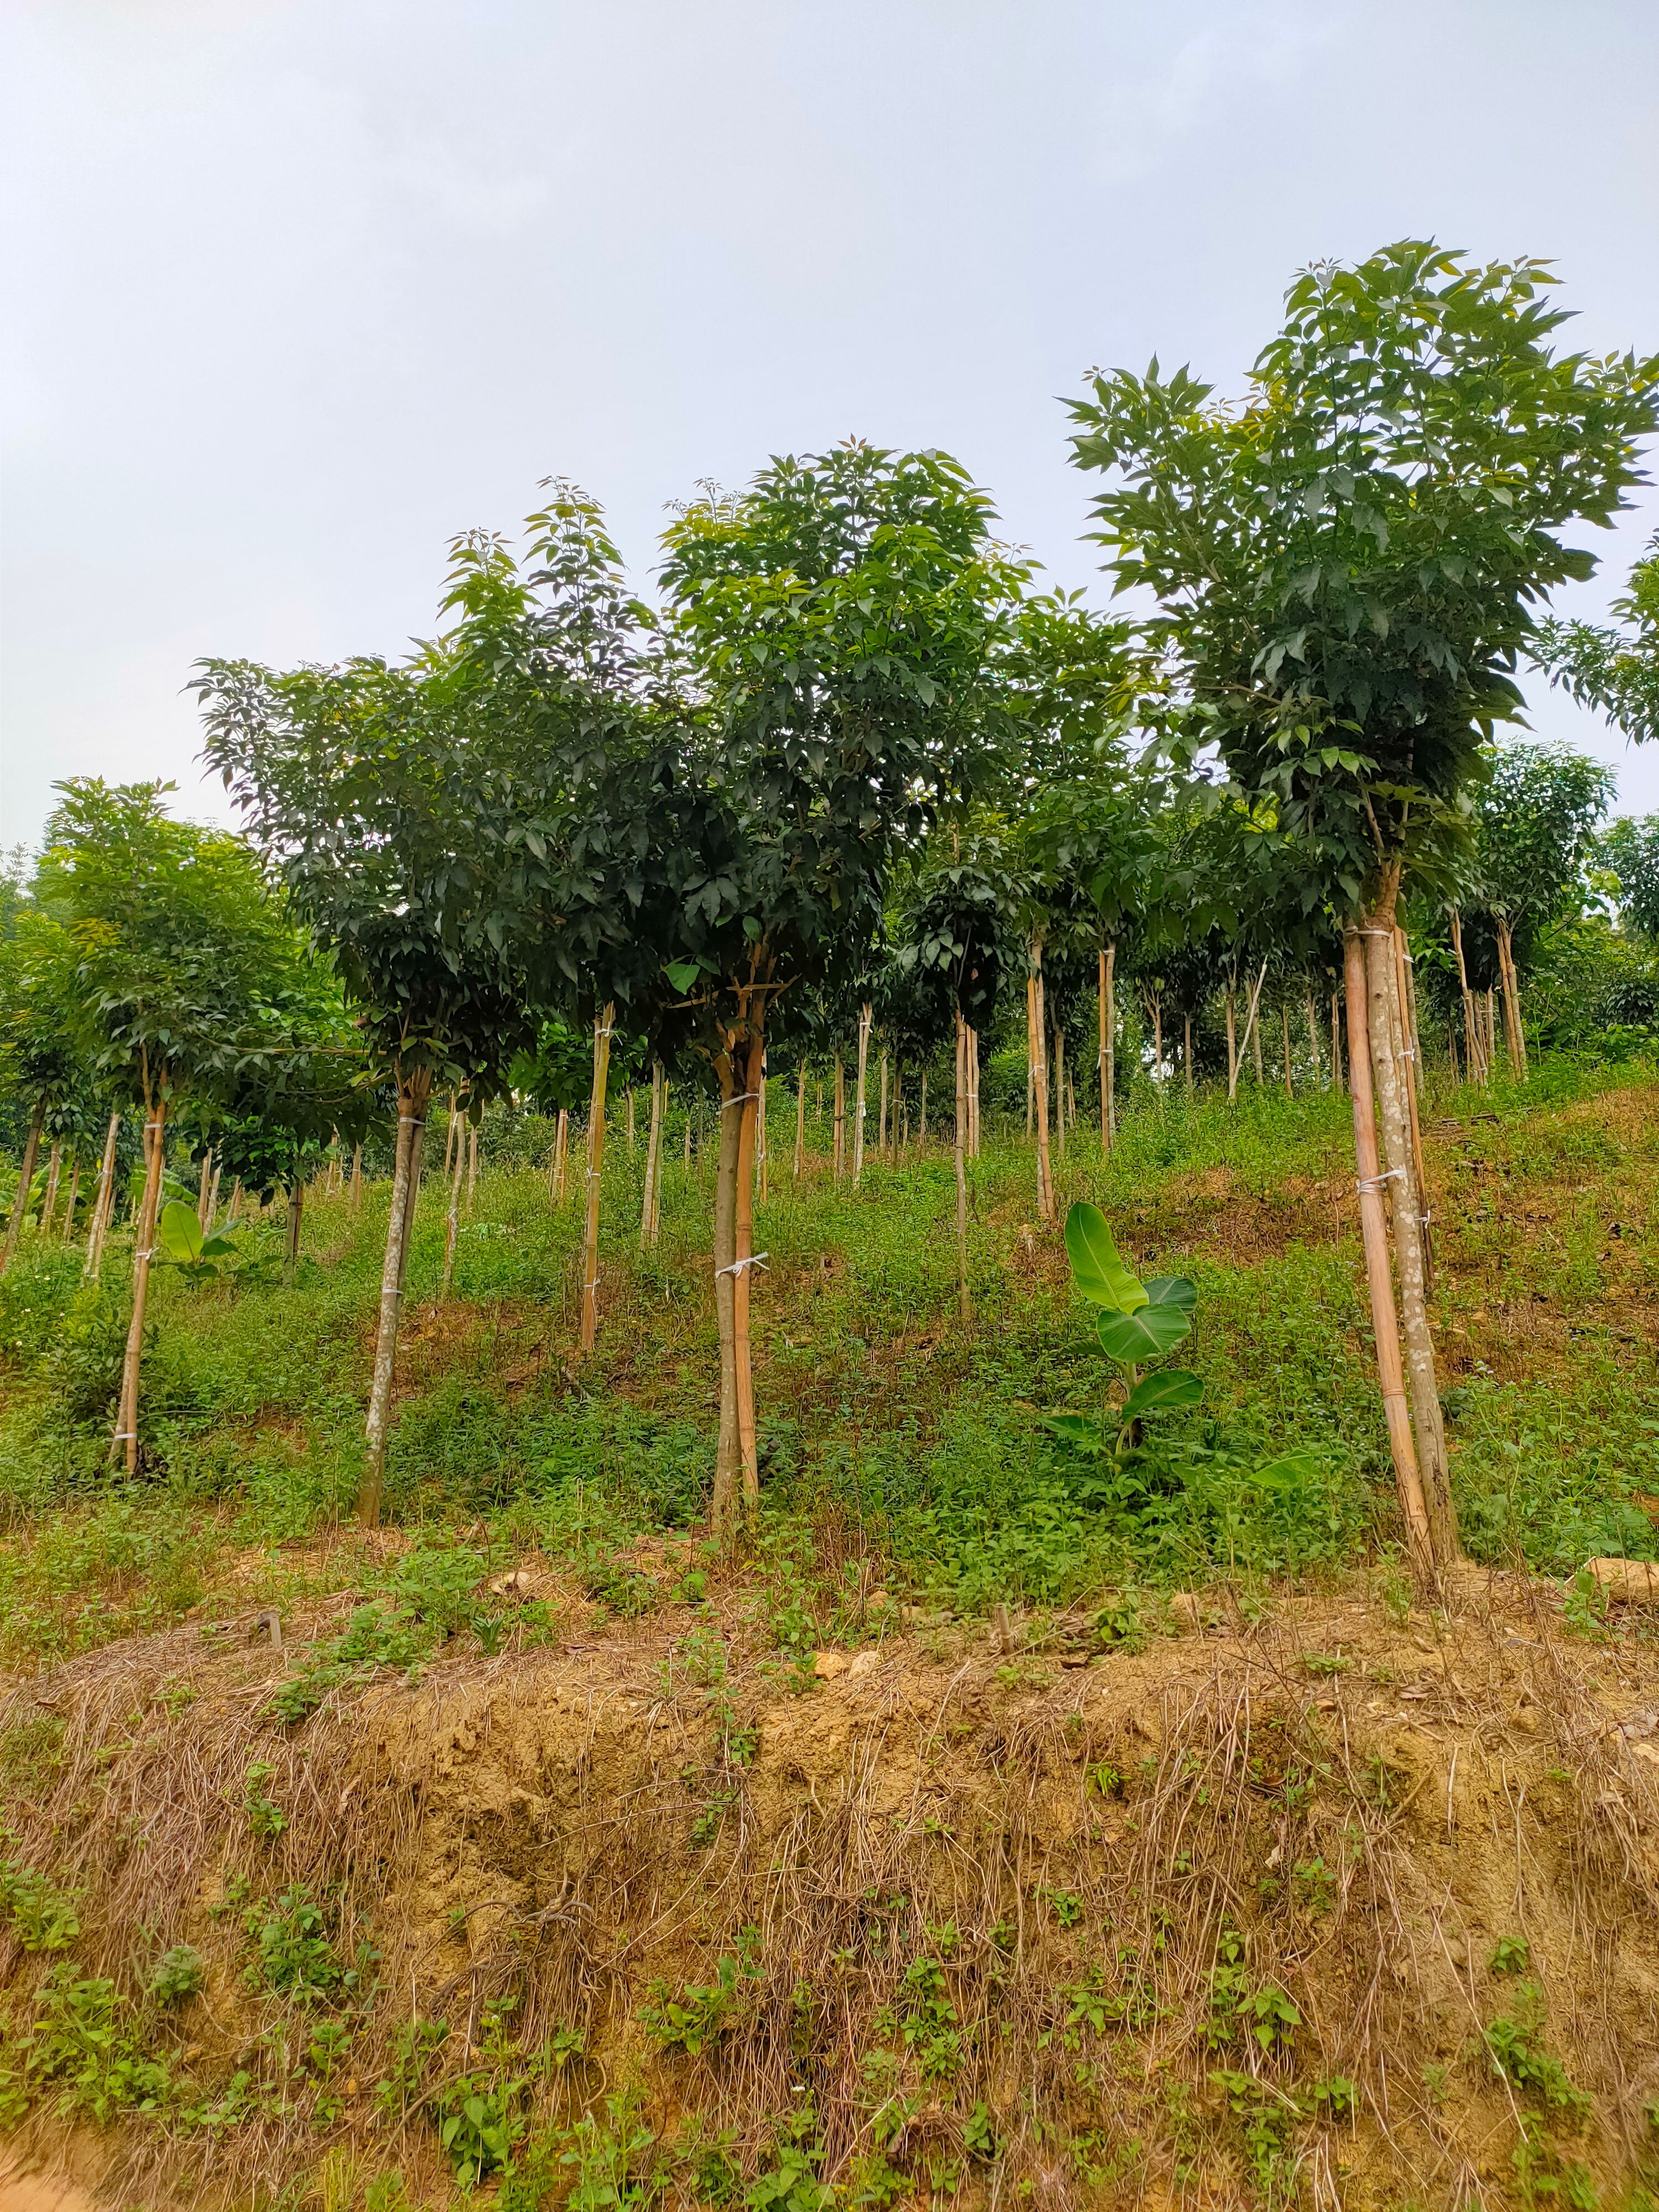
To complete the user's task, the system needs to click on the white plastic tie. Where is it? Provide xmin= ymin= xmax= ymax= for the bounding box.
xmin=721 ymin=1092 xmax=761 ymax=1112
xmin=716 ymin=1252 xmax=770 ymax=1277
xmin=1355 ymin=1168 xmax=1404 ymax=1193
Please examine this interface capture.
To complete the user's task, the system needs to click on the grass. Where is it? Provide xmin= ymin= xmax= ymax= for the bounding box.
xmin=0 ymin=1056 xmax=1656 ymax=1665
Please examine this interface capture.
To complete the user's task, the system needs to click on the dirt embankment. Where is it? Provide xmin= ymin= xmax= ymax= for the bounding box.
xmin=1 ymin=1568 xmax=1657 ymax=2210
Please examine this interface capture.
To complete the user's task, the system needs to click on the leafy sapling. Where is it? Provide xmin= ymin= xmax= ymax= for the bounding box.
xmin=1052 ymin=1202 xmax=1202 ymax=1463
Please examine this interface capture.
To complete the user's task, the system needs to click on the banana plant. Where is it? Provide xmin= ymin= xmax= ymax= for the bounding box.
xmin=154 ymin=1198 xmax=242 ymax=1284
xmin=1053 ymin=1201 xmax=1202 ymax=1461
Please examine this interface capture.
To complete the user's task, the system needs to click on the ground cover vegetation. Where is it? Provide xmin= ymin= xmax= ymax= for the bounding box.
xmin=2 ymin=240 xmax=1659 ymax=2208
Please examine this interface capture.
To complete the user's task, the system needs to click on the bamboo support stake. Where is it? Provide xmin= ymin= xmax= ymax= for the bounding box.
xmin=1366 ymin=919 xmax=1457 ymax=1570
xmin=640 ymin=1061 xmax=665 ymax=1250
xmin=1032 ymin=942 xmax=1055 ymax=1223
xmin=833 ymin=1056 xmax=846 ymax=1183
xmin=466 ymin=1123 xmax=478 ymax=1212
xmin=794 ymin=1058 xmax=807 ymax=1182
xmin=1281 ymin=1004 xmax=1293 ymax=1099
xmin=853 ymin=1004 xmax=872 ymax=1185
xmin=1052 ymin=1029 xmax=1066 ymax=1160
xmin=61 ymin=1152 xmax=81 ymax=1238
xmin=112 ymin=1097 xmax=169 ymax=1475
xmin=954 ymin=1008 xmax=971 ymax=1322
xmin=441 ymin=1106 xmax=465 ymax=1298
xmin=41 ymin=1142 xmax=61 ymax=1235
xmin=84 ymin=1111 xmax=121 ymax=1280
xmin=1185 ymin=1014 xmax=1196 ymax=1100
xmin=1098 ymin=950 xmax=1111 ymax=1151
xmin=1343 ymin=929 xmax=1434 ymax=1583
xmin=878 ymin=1048 xmax=889 ymax=1159
xmin=1104 ymin=943 xmax=1117 ymax=1143
xmin=733 ymin=1024 xmax=763 ymax=1516
xmin=4 ymin=1097 xmax=45 ymax=1276
xmin=580 ymin=1006 xmax=614 ymax=1352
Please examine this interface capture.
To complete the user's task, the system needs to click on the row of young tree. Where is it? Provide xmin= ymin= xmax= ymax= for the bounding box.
xmin=5 ymin=238 xmax=1658 ymax=1592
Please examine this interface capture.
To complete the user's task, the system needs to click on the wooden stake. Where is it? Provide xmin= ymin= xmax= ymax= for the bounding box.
xmin=580 ymin=1006 xmax=614 ymax=1352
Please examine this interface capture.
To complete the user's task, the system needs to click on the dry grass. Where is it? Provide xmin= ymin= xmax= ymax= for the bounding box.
xmin=2 ymin=1564 xmax=1657 ymax=2209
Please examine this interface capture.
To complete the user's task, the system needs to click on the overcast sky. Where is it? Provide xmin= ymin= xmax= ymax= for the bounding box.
xmin=3 ymin=0 xmax=1657 ymax=848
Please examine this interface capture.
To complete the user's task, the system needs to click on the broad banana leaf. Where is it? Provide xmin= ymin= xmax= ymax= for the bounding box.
xmin=1063 ymin=1201 xmax=1147 ymax=1313
xmin=1097 ymin=1296 xmax=1194 ymax=1363
xmin=1119 ymin=1368 xmax=1203 ymax=1420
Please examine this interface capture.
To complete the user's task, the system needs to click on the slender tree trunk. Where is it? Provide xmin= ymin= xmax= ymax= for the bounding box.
xmin=1252 ymin=1004 xmax=1265 ymax=1084
xmin=968 ymin=1027 xmax=981 ymax=1157
xmin=112 ymin=1094 xmax=169 ymax=1475
xmin=205 ymin=1164 xmax=221 ymax=1233
xmin=197 ymin=1149 xmax=213 ymax=1231
xmin=1031 ymin=938 xmax=1055 ymax=1223
xmin=878 ymin=1048 xmax=889 ymax=1159
xmin=1393 ymin=927 xmax=1433 ymax=1294
xmin=1225 ymin=979 xmax=1238 ymax=1099
xmin=84 ymin=1111 xmax=121 ymax=1280
xmin=441 ymin=1107 xmax=465 ymax=1297
xmin=1104 ymin=943 xmax=1117 ymax=1144
xmin=954 ymin=1007 xmax=971 ymax=1322
xmin=919 ymin=1070 xmax=928 ymax=1144
xmin=61 ymin=1152 xmax=80 ymax=1239
xmin=733 ymin=1022 xmax=763 ymax=1515
xmin=711 ymin=1051 xmax=742 ymax=1533
xmin=640 ymin=1060 xmax=665 ymax=1250
xmin=833 ymin=1055 xmax=846 ymax=1183
xmin=1025 ymin=972 xmax=1036 ymax=1136
xmin=653 ymin=1076 xmax=669 ymax=1239
xmin=1232 ymin=959 xmax=1267 ymax=1100
xmin=1448 ymin=907 xmax=1484 ymax=1084
xmin=285 ymin=1171 xmax=305 ymax=1275
xmin=1342 ymin=928 xmax=1434 ymax=1584
xmin=580 ymin=1006 xmax=614 ymax=1352
xmin=1185 ymin=1013 xmax=1195 ymax=1100
xmin=41 ymin=1142 xmax=61 ymax=1235
xmin=1364 ymin=909 xmax=1457 ymax=1572
xmin=350 ymin=1144 xmax=362 ymax=1212
xmin=684 ymin=1104 xmax=693 ymax=1171
xmin=1495 ymin=917 xmax=1528 ymax=1080
xmin=1281 ymin=1004 xmax=1293 ymax=1099
xmin=443 ymin=1097 xmax=458 ymax=1180
xmin=1331 ymin=990 xmax=1344 ymax=1095
xmin=360 ymin=1076 xmax=430 ymax=1526
xmin=794 ymin=1058 xmax=807 ymax=1182
xmin=1305 ymin=989 xmax=1322 ymax=1086
xmin=548 ymin=1110 xmax=564 ymax=1203
xmin=853 ymin=1003 xmax=872 ymax=1185
xmin=466 ymin=1124 xmax=479 ymax=1212
xmin=1098 ymin=950 xmax=1110 ymax=1151
xmin=1149 ymin=991 xmax=1164 ymax=1097
xmin=1052 ymin=1028 xmax=1066 ymax=1160
xmin=627 ymin=1088 xmax=636 ymax=1153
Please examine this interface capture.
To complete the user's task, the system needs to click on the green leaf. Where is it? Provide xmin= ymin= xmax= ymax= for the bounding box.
xmin=155 ymin=1200 xmax=205 ymax=1266
xmin=1097 ymin=1300 xmax=1193 ymax=1363
xmin=664 ymin=960 xmax=700 ymax=993
xmin=1141 ymin=1275 xmax=1197 ymax=1316
xmin=1047 ymin=1412 xmax=1111 ymax=1455
xmin=1119 ymin=1369 xmax=1203 ymax=1420
xmin=1063 ymin=1201 xmax=1146 ymax=1313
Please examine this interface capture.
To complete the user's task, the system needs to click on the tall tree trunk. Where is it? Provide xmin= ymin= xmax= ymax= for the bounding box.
xmin=466 ymin=1123 xmax=479 ymax=1212
xmin=711 ymin=1051 xmax=742 ymax=1533
xmin=1025 ymin=972 xmax=1036 ymax=1136
xmin=1342 ymin=928 xmax=1434 ymax=1584
xmin=833 ymin=1055 xmax=846 ymax=1183
xmin=878 ymin=1048 xmax=889 ymax=1159
xmin=968 ymin=1026 xmax=981 ymax=1157
xmin=653 ymin=1076 xmax=669 ymax=1239
xmin=1031 ymin=938 xmax=1055 ymax=1223
xmin=1185 ymin=1013 xmax=1195 ymax=1100
xmin=61 ymin=1152 xmax=81 ymax=1239
xmin=954 ymin=1007 xmax=971 ymax=1323
xmin=359 ymin=1076 xmax=430 ymax=1526
xmin=1393 ymin=928 xmax=1433 ymax=1294
xmin=112 ymin=1094 xmax=169 ymax=1475
xmin=197 ymin=1149 xmax=213 ymax=1230
xmin=227 ymin=1180 xmax=243 ymax=1225
xmin=1149 ymin=990 xmax=1163 ymax=1098
xmin=205 ymin=1164 xmax=221 ymax=1234
xmin=794 ymin=1058 xmax=807 ymax=1182
xmin=1281 ymin=1004 xmax=1293 ymax=1099
xmin=1252 ymin=1004 xmax=1265 ymax=1084
xmin=580 ymin=1006 xmax=614 ymax=1352
xmin=84 ymin=1111 xmax=121 ymax=1280
xmin=350 ymin=1143 xmax=362 ymax=1212
xmin=733 ymin=1022 xmax=764 ymax=1516
xmin=1305 ymin=989 xmax=1322 ymax=1085
xmin=443 ymin=1097 xmax=458 ymax=1180
xmin=1098 ymin=950 xmax=1111 ymax=1151
xmin=1364 ymin=909 xmax=1458 ymax=1572
xmin=548 ymin=1109 xmax=566 ymax=1203
xmin=919 ymin=1070 xmax=928 ymax=1144
xmin=627 ymin=1088 xmax=636 ymax=1153
xmin=640 ymin=1060 xmax=665 ymax=1250
xmin=1495 ymin=917 xmax=1528 ymax=1079
xmin=1103 ymin=943 xmax=1117 ymax=1144
xmin=1447 ymin=907 xmax=1484 ymax=1085
xmin=1232 ymin=960 xmax=1267 ymax=1101
xmin=1052 ymin=1029 xmax=1066 ymax=1160
xmin=853 ymin=1003 xmax=872 ymax=1185
xmin=41 ymin=1142 xmax=61 ymax=1235
xmin=285 ymin=1170 xmax=305 ymax=1276
xmin=1225 ymin=979 xmax=1238 ymax=1099
xmin=441 ymin=1107 xmax=465 ymax=1297
xmin=1331 ymin=990 xmax=1344 ymax=1095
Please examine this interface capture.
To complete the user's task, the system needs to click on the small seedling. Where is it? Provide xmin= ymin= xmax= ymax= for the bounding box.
xmin=1301 ymin=1651 xmax=1350 ymax=1679
xmin=1050 ymin=1202 xmax=1203 ymax=1464
xmin=149 ymin=1943 xmax=205 ymax=2004
xmin=1490 ymin=1934 xmax=1531 ymax=1978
